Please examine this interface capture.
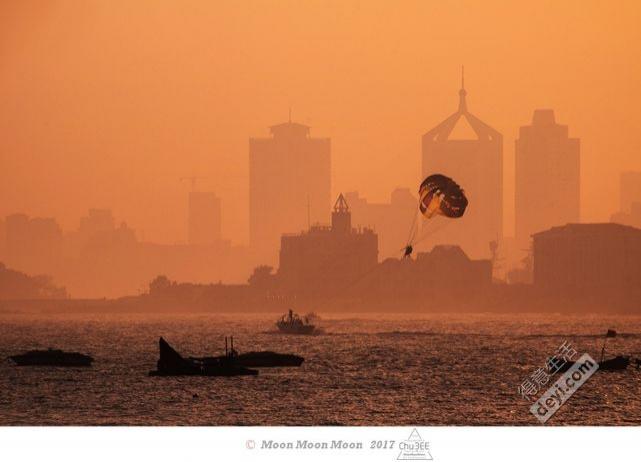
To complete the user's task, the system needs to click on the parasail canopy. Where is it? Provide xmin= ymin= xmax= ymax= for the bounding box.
xmin=418 ymin=174 xmax=468 ymax=219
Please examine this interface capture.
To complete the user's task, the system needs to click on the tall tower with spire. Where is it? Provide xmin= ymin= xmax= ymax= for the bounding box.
xmin=421 ymin=69 xmax=503 ymax=259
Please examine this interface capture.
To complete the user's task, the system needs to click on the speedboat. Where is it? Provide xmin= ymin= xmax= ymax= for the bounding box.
xmin=9 ymin=348 xmax=94 ymax=367
xmin=276 ymin=309 xmax=317 ymax=335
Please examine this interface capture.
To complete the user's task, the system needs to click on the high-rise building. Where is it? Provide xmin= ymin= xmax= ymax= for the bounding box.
xmin=611 ymin=172 xmax=641 ymax=229
xmin=515 ymin=110 xmax=580 ymax=249
xmin=249 ymin=119 xmax=331 ymax=264
xmin=4 ymin=214 xmax=63 ymax=274
xmin=188 ymin=191 xmax=222 ymax=246
xmin=421 ymin=73 xmax=503 ymax=258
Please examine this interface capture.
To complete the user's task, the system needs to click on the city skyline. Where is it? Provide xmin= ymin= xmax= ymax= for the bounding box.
xmin=0 ymin=89 xmax=631 ymax=262
xmin=0 ymin=78 xmax=632 ymax=251
xmin=2 ymin=84 xmax=637 ymax=297
xmin=4 ymin=1 xmax=641 ymax=442
xmin=2 ymin=1 xmax=640 ymax=246
xmin=1 ymin=95 xmax=637 ymax=296
xmin=0 ymin=97 xmax=602 ymax=247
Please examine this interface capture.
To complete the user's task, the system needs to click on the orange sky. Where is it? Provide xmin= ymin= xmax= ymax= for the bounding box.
xmin=1 ymin=0 xmax=640 ymax=245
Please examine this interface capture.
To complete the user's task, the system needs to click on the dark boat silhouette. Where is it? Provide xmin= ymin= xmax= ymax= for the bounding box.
xmin=597 ymin=355 xmax=630 ymax=370
xmin=548 ymin=329 xmax=630 ymax=373
xmin=192 ymin=350 xmax=304 ymax=368
xmin=148 ymin=337 xmax=258 ymax=377
xmin=594 ymin=329 xmax=630 ymax=371
xmin=276 ymin=309 xmax=317 ymax=335
xmin=9 ymin=348 xmax=93 ymax=367
xmin=550 ymin=355 xmax=630 ymax=373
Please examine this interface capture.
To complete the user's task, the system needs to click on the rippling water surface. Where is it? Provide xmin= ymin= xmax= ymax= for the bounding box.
xmin=1 ymin=313 xmax=641 ymax=425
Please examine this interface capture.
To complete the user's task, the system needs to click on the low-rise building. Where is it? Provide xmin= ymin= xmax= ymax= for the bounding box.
xmin=532 ymin=223 xmax=641 ymax=297
xmin=363 ymin=245 xmax=492 ymax=303
xmin=278 ymin=194 xmax=378 ymax=296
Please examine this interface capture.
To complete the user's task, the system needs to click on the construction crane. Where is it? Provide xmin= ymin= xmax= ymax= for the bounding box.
xmin=180 ymin=176 xmax=208 ymax=191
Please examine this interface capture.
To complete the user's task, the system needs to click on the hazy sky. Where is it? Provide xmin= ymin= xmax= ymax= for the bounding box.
xmin=1 ymin=0 xmax=640 ymax=244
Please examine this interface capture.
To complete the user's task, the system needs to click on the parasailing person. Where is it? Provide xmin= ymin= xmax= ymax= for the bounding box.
xmin=403 ymin=173 xmax=468 ymax=258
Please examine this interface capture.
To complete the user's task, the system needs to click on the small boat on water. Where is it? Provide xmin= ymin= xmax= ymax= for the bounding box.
xmin=548 ymin=329 xmax=630 ymax=373
xmin=276 ymin=309 xmax=317 ymax=335
xmin=599 ymin=355 xmax=630 ymax=370
xmin=596 ymin=329 xmax=630 ymax=371
xmin=148 ymin=337 xmax=258 ymax=377
xmin=549 ymin=355 xmax=630 ymax=373
xmin=9 ymin=348 xmax=94 ymax=367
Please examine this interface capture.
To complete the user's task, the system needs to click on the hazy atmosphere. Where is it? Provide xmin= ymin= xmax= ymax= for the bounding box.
xmin=2 ymin=0 xmax=640 ymax=245
xmin=2 ymin=1 xmax=641 ymax=439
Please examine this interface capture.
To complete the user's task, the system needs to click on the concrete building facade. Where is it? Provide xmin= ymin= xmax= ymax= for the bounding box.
xmin=249 ymin=120 xmax=331 ymax=265
xmin=515 ymin=109 xmax=580 ymax=249
xmin=278 ymin=194 xmax=377 ymax=296
xmin=532 ymin=223 xmax=641 ymax=296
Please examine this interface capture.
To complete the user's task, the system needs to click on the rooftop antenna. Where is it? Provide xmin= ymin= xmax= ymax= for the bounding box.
xmin=307 ymin=194 xmax=311 ymax=229
xmin=288 ymin=106 xmax=292 ymax=123
xmin=458 ymin=65 xmax=467 ymax=112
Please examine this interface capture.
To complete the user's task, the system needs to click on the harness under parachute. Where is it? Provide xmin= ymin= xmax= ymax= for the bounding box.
xmin=403 ymin=174 xmax=468 ymax=257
